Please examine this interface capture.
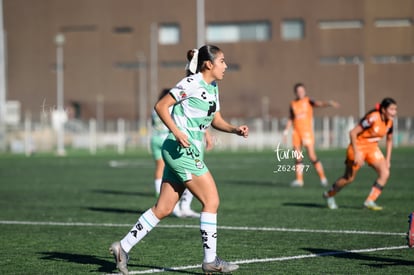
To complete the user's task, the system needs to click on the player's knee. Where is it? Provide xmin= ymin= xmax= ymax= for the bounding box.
xmin=380 ymin=168 xmax=390 ymax=181
xmin=152 ymin=204 xmax=174 ymax=219
xmin=201 ymin=197 xmax=220 ymax=212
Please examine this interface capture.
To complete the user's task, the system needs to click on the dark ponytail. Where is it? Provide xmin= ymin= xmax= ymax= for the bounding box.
xmin=366 ymin=97 xmax=397 ymax=117
xmin=186 ymin=45 xmax=222 ymax=76
xmin=186 ymin=49 xmax=197 ymax=76
xmin=379 ymin=97 xmax=397 ymax=111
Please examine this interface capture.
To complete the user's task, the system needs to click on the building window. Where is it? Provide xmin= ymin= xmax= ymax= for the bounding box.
xmin=374 ymin=18 xmax=412 ymax=28
xmin=281 ymin=19 xmax=304 ymax=40
xmin=206 ymin=21 xmax=271 ymax=43
xmin=320 ymin=56 xmax=362 ymax=65
xmin=318 ymin=20 xmax=363 ymax=29
xmin=114 ymin=61 xmax=145 ymax=70
xmin=160 ymin=61 xmax=241 ymax=71
xmin=159 ymin=24 xmax=180 ymax=45
xmin=372 ymin=55 xmax=414 ymax=64
xmin=113 ymin=26 xmax=133 ymax=34
xmin=61 ymin=25 xmax=97 ymax=33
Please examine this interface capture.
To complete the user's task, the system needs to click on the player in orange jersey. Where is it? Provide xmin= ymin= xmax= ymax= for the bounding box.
xmin=323 ymin=97 xmax=397 ymax=210
xmin=283 ymin=83 xmax=339 ymax=187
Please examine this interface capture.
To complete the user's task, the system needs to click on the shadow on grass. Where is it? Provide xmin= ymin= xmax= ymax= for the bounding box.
xmin=85 ymin=207 xmax=145 ymax=215
xmin=223 ymin=179 xmax=285 ymax=188
xmin=39 ymin=252 xmax=114 ymax=273
xmin=92 ymin=189 xmax=154 ymax=197
xmin=125 ymin=263 xmax=204 ymax=274
xmin=39 ymin=252 xmax=204 ymax=274
xmin=86 ymin=207 xmax=189 ymax=219
xmin=283 ymin=202 xmax=362 ymax=210
xmin=283 ymin=202 xmax=326 ymax=208
xmin=303 ymin=248 xmax=414 ymax=267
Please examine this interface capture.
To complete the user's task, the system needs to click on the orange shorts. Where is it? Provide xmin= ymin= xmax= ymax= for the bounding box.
xmin=345 ymin=144 xmax=385 ymax=170
xmin=292 ymin=130 xmax=314 ymax=148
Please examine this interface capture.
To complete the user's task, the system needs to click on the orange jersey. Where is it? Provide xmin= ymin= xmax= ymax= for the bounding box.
xmin=290 ymin=96 xmax=315 ymax=132
xmin=356 ymin=110 xmax=393 ymax=146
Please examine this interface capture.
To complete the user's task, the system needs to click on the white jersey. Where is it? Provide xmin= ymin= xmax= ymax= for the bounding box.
xmin=169 ymin=73 xmax=220 ymax=152
xmin=151 ymin=109 xmax=169 ymax=138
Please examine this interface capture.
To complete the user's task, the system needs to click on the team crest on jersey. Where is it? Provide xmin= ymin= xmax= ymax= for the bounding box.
xmin=195 ymin=159 xmax=204 ymax=169
xmin=179 ymin=91 xmax=187 ymax=98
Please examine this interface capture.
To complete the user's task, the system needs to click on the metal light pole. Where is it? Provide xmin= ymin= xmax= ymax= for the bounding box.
xmin=137 ymin=52 xmax=147 ymax=135
xmin=0 ymin=0 xmax=7 ymax=152
xmin=357 ymin=59 xmax=365 ymax=118
xmin=150 ymin=23 xmax=158 ymax=108
xmin=55 ymin=33 xmax=66 ymax=156
xmin=96 ymin=94 xmax=104 ymax=131
xmin=196 ymin=0 xmax=205 ymax=47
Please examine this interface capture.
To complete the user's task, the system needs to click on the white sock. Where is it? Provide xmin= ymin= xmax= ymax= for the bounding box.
xmin=154 ymin=179 xmax=162 ymax=196
xmin=120 ymin=209 xmax=160 ymax=253
xmin=172 ymin=202 xmax=181 ymax=216
xmin=180 ymin=189 xmax=194 ymax=210
xmin=200 ymin=212 xmax=217 ymax=263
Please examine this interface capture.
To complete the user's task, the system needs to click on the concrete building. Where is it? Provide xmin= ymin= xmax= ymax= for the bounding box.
xmin=3 ymin=0 xmax=414 ymax=123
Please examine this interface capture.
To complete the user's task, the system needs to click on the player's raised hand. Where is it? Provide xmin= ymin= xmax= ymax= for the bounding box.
xmin=329 ymin=100 xmax=340 ymax=108
xmin=235 ymin=125 xmax=249 ymax=138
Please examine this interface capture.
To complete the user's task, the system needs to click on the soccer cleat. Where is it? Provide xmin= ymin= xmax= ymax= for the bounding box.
xmin=290 ymin=180 xmax=304 ymax=187
xmin=320 ymin=178 xmax=328 ymax=187
xmin=323 ymin=192 xmax=338 ymax=209
xmin=109 ymin=241 xmax=129 ymax=275
xmin=202 ymin=256 xmax=239 ymax=274
xmin=364 ymin=200 xmax=383 ymax=211
xmin=407 ymin=212 xmax=414 ymax=248
xmin=180 ymin=208 xmax=200 ymax=218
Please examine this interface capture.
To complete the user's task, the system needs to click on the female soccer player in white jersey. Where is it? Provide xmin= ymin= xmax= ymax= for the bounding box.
xmin=150 ymin=88 xmax=213 ymax=218
xmin=110 ymin=45 xmax=249 ymax=274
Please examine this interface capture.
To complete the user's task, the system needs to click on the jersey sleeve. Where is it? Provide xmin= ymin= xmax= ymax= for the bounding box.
xmin=169 ymin=76 xmax=197 ymax=102
xmin=309 ymin=98 xmax=316 ymax=106
xmin=359 ymin=111 xmax=376 ymax=129
xmin=387 ymin=124 xmax=394 ymax=135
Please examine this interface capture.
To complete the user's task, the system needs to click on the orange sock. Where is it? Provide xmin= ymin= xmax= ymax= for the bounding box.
xmin=327 ymin=189 xmax=337 ymax=197
xmin=314 ymin=160 xmax=326 ymax=180
xmin=326 ymin=178 xmax=351 ymax=197
xmin=326 ymin=182 xmax=342 ymax=197
xmin=366 ymin=182 xmax=383 ymax=202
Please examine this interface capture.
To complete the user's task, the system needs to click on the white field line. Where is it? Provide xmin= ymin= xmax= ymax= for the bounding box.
xmin=0 ymin=220 xmax=406 ymax=236
xmin=107 ymin=245 xmax=409 ymax=274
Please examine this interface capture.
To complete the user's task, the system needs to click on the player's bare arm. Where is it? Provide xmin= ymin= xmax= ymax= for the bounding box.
xmin=155 ymin=94 xmax=190 ymax=148
xmin=314 ymin=100 xmax=340 ymax=108
xmin=349 ymin=124 xmax=364 ymax=166
xmin=212 ymin=111 xmax=249 ymax=137
xmin=283 ymin=119 xmax=292 ymax=135
xmin=385 ymin=132 xmax=393 ymax=168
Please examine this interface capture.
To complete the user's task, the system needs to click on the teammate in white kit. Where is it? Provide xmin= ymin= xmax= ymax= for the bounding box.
xmin=110 ymin=45 xmax=249 ymax=274
xmin=150 ymin=88 xmax=213 ymax=218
